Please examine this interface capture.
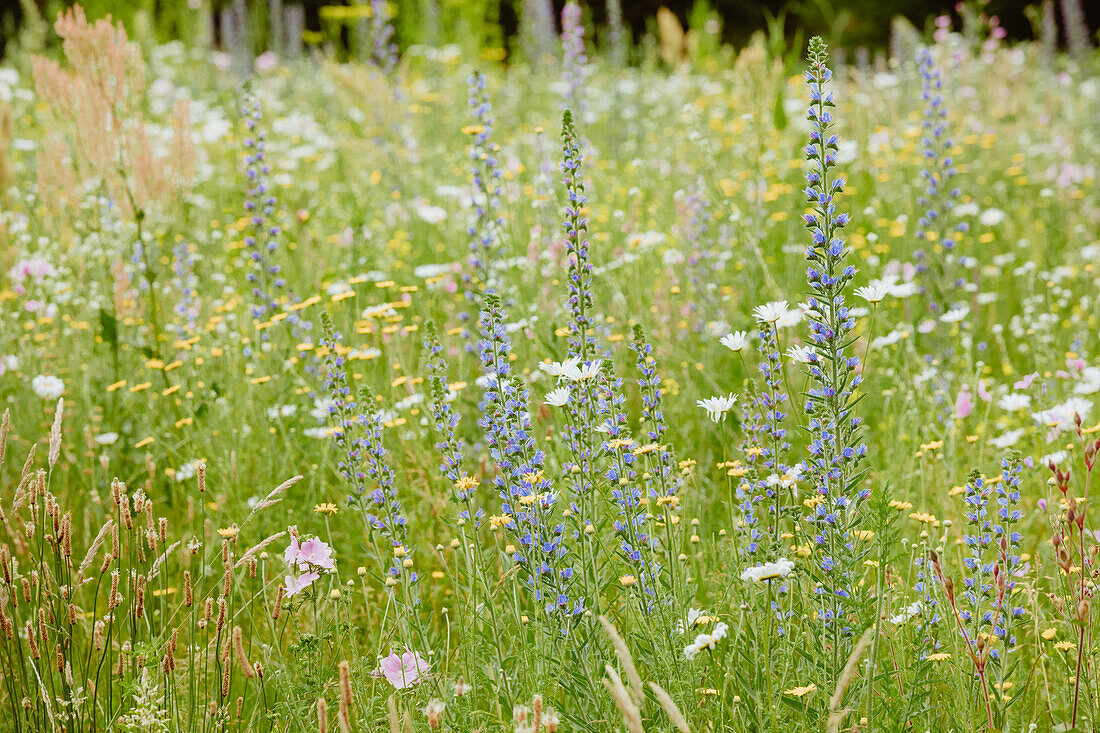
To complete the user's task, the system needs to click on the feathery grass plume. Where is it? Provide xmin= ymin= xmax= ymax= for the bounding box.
xmin=47 ymin=396 xmax=62 ymax=464
xmin=318 ymin=698 xmax=329 ymax=733
xmin=826 ymin=625 xmax=874 ymax=732
xmin=241 ymin=475 xmax=301 ymax=526
xmin=799 ymin=36 xmax=870 ymax=666
xmin=648 ymin=682 xmax=690 ymax=732
xmin=31 ymin=5 xmax=193 ymax=215
xmin=0 ymin=409 xmax=10 ymax=466
xmin=600 ymin=616 xmax=643 ymax=706
xmin=603 ymin=665 xmax=644 ymax=733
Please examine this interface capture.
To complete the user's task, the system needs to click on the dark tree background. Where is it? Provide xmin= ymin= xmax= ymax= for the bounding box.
xmin=1 ymin=0 xmax=1097 ymax=58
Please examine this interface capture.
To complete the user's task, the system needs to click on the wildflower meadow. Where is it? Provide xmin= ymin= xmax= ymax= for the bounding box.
xmin=0 ymin=2 xmax=1098 ymax=731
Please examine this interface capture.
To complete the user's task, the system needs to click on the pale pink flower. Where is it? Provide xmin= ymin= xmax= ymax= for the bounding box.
xmin=284 ymin=535 xmax=301 ymax=566
xmin=254 ymin=51 xmax=279 ymax=73
xmin=1014 ymin=372 xmax=1039 ymax=390
xmin=284 ymin=570 xmax=319 ymax=597
xmin=954 ymin=387 xmax=973 ymax=419
xmin=976 ymin=380 xmax=991 ymax=402
xmin=373 ymin=650 xmax=430 ymax=689
xmin=298 ymin=537 xmax=336 ymax=571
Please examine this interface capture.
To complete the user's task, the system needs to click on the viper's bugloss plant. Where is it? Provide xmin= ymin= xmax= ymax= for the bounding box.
xmin=464 ymin=72 xmax=505 ymax=304
xmin=914 ymin=47 xmax=968 ymax=314
xmin=800 ymin=36 xmax=870 ymax=668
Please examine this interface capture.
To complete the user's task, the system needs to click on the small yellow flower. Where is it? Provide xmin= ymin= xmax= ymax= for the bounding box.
xmin=1041 ymin=628 xmax=1057 ymax=640
xmin=455 ymin=475 xmax=479 ymax=492
xmin=313 ymin=503 xmax=339 ymax=515
xmin=217 ymin=526 xmax=239 ymax=539
xmin=619 ymin=574 xmax=637 ymax=587
xmin=927 ymin=652 xmax=951 ymax=661
xmin=784 ymin=684 xmax=817 ymax=697
xmin=1055 ymin=641 xmax=1076 ymax=651
xmin=908 ymin=511 xmax=937 ymax=524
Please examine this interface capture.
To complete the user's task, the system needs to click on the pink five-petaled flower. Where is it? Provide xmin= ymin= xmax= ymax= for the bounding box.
xmin=284 ymin=570 xmax=319 ymax=597
xmin=297 ymin=537 xmax=336 ymax=571
xmin=372 ymin=650 xmax=430 ymax=690
xmin=284 ymin=535 xmax=337 ymax=573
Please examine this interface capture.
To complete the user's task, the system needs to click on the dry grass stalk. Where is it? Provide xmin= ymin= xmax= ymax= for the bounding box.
xmin=600 ymin=615 xmax=644 ymax=707
xmin=827 ymin=626 xmax=876 ymax=733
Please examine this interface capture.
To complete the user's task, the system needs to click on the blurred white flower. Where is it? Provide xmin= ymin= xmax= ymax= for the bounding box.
xmin=32 ymin=375 xmax=64 ymax=401
xmin=740 ymin=558 xmax=795 ymax=583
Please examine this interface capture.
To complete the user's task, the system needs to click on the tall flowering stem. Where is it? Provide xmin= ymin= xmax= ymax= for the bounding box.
xmin=800 ymin=37 xmax=869 ymax=664
xmin=240 ymin=99 xmax=285 ymax=326
xmin=463 ymin=72 xmax=506 ymax=304
xmin=914 ymin=47 xmax=967 ymax=314
xmin=595 ymin=362 xmax=659 ymax=605
xmin=370 ymin=0 xmax=398 ymax=73
xmin=478 ymin=295 xmax=579 ymax=623
xmin=630 ymin=325 xmax=686 ymax=610
xmin=560 ymin=109 xmax=595 ymax=362
xmin=560 ymin=2 xmax=587 ymax=119
xmin=319 ymin=313 xmax=369 ymax=500
xmin=755 ymin=320 xmax=792 ymax=544
xmin=423 ymin=321 xmax=481 ymax=526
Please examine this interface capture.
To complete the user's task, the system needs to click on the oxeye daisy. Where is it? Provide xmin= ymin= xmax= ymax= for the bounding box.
xmin=697 ymin=393 xmax=738 ymax=423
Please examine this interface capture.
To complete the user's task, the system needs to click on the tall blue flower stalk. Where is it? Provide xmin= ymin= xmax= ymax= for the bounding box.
xmin=478 ymin=295 xmax=579 ymax=621
xmin=241 ymin=99 xmax=286 ymax=329
xmin=675 ymin=179 xmax=719 ymax=331
xmin=914 ymin=47 xmax=968 ymax=314
xmin=370 ymin=0 xmax=398 ymax=73
xmin=560 ymin=110 xmax=595 ymax=362
xmin=423 ymin=320 xmax=482 ymax=527
xmin=170 ymin=241 xmax=198 ymax=339
xmin=561 ymin=2 xmax=587 ymax=119
xmin=240 ymin=97 xmax=312 ymax=355
xmin=755 ymin=320 xmax=792 ymax=545
xmin=800 ymin=37 xmax=869 ymax=643
xmin=596 ymin=362 xmax=660 ymax=605
xmin=630 ymin=325 xmax=679 ymax=504
xmin=320 ymin=314 xmax=413 ymax=588
xmin=464 ymin=72 xmax=506 ymax=305
xmin=956 ymin=457 xmax=1026 ymax=664
xmin=319 ymin=313 xmax=369 ymax=499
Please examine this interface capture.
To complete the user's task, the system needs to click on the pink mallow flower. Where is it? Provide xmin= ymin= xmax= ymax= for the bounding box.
xmin=285 ymin=570 xmax=319 ymax=597
xmin=372 ymin=650 xmax=430 ymax=689
xmin=954 ymin=386 xmax=973 ymax=419
xmin=297 ymin=537 xmax=336 ymax=571
xmin=284 ymin=535 xmax=336 ymax=572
